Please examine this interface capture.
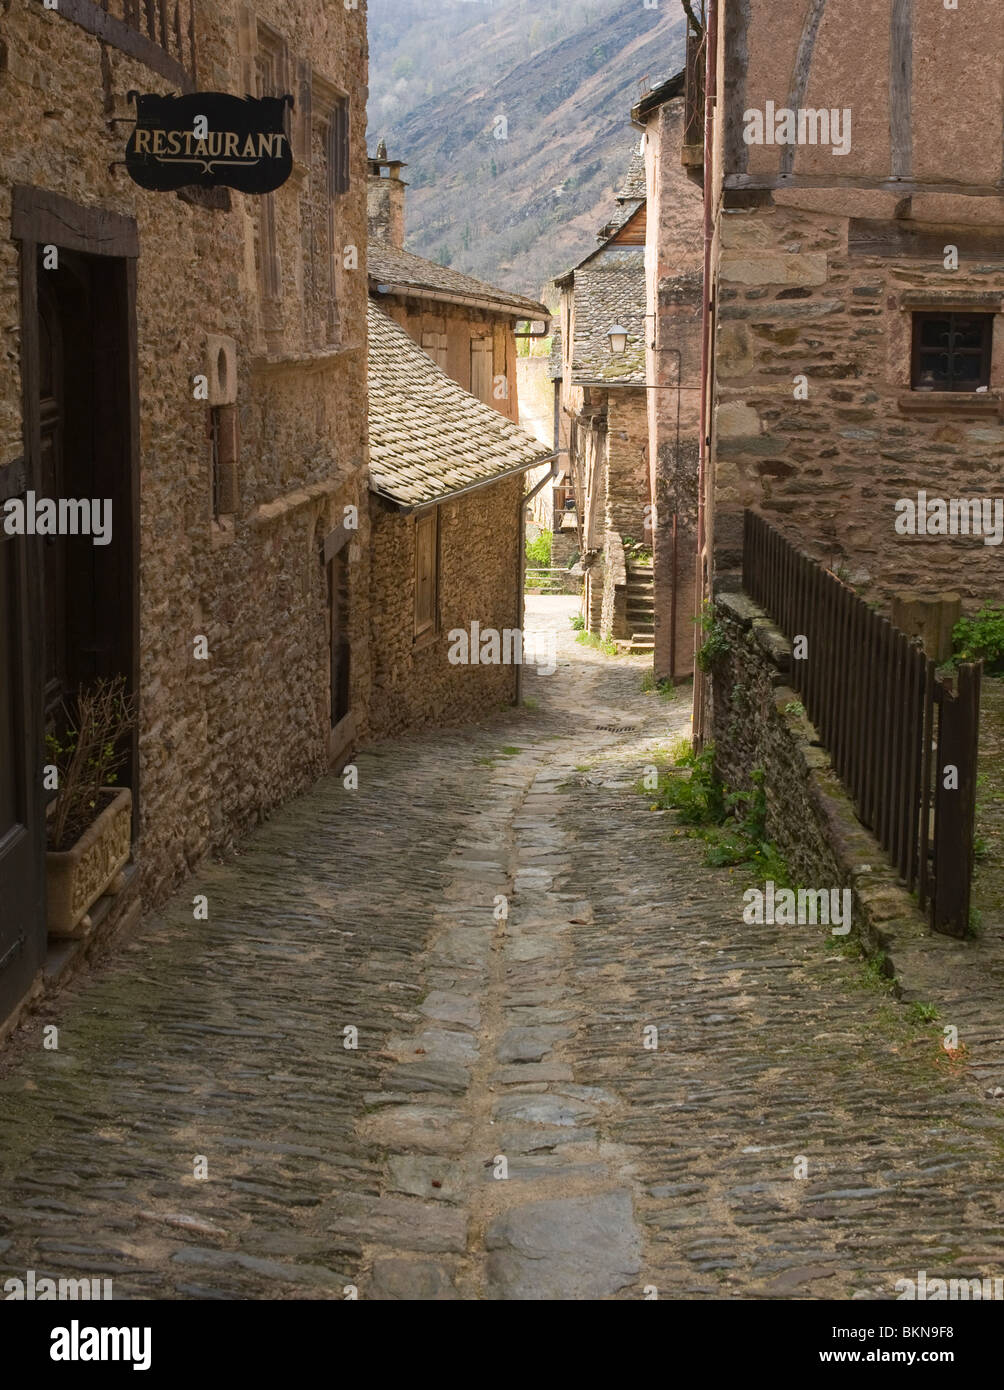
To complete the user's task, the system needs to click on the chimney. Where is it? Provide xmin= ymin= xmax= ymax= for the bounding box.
xmin=367 ymin=139 xmax=407 ymax=250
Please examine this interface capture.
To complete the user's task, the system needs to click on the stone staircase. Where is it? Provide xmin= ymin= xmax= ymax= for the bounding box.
xmin=625 ymin=561 xmax=655 ymax=654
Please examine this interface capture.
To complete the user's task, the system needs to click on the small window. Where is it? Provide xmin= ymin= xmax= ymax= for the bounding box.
xmin=414 ymin=509 xmax=439 ymax=639
xmin=330 ymin=97 xmax=350 ymax=195
xmin=911 ymin=312 xmax=993 ymax=392
xmin=209 ymin=405 xmax=239 ymax=519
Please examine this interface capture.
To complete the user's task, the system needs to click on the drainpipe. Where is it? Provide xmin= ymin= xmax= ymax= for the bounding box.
xmin=517 ymin=457 xmax=564 ymax=706
xmin=695 ymin=0 xmax=718 ymax=748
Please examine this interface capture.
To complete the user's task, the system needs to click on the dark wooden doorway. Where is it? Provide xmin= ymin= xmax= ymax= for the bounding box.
xmin=37 ymin=249 xmax=136 ymax=763
xmin=322 ymin=520 xmax=353 ymax=762
xmin=326 ymin=542 xmax=351 ymax=728
xmin=2 ymin=189 xmax=140 ymax=1024
xmin=0 ymin=498 xmax=45 ymax=1024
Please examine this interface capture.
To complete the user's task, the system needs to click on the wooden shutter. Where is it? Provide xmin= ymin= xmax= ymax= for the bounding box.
xmin=422 ymin=331 xmax=448 ymax=370
xmin=470 ymin=336 xmax=492 ymax=402
xmin=414 ymin=509 xmax=439 ymax=637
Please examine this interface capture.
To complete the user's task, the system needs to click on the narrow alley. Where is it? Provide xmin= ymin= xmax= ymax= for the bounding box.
xmin=1 ymin=599 xmax=1000 ymax=1301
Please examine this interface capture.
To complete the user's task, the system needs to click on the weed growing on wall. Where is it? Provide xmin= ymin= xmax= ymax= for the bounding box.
xmin=952 ymin=604 xmax=1004 ymax=670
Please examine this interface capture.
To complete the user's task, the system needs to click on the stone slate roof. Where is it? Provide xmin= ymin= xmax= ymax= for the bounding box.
xmin=367 ymin=302 xmax=553 ymax=507
xmin=567 ymin=246 xmax=646 ymax=385
xmin=368 ymin=242 xmax=550 ymax=321
xmin=616 ymin=147 xmax=646 ymax=202
xmin=548 ymin=326 xmax=563 ymax=381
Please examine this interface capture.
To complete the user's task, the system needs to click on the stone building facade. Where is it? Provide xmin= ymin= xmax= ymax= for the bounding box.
xmin=696 ymin=0 xmax=1004 ymax=719
xmin=366 ymin=303 xmax=552 ymax=741
xmin=0 ymin=0 xmax=368 ymax=1028
xmin=632 ymin=73 xmax=705 ymax=682
xmin=553 ymin=153 xmax=653 ymax=652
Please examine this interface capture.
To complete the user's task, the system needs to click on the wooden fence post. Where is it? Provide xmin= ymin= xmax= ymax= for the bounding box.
xmin=932 ymin=661 xmax=982 ymax=937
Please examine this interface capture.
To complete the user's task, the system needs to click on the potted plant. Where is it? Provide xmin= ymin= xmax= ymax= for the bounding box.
xmin=45 ymin=676 xmax=137 ymax=939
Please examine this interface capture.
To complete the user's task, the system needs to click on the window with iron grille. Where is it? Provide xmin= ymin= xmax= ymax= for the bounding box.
xmin=911 ymin=312 xmax=993 ymax=392
xmin=209 ymin=405 xmax=239 ymax=520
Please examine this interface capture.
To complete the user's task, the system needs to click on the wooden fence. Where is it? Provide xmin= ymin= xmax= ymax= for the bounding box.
xmin=742 ymin=509 xmax=981 ymax=937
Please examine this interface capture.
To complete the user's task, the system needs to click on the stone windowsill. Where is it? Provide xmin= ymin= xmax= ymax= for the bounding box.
xmin=252 ymin=479 xmax=343 ymax=528
xmin=897 ymin=391 xmax=1003 ymax=415
xmin=210 ymin=516 xmax=236 ymax=548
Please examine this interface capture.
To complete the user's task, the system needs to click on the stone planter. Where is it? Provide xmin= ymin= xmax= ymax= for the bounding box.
xmin=46 ymin=788 xmax=133 ymax=939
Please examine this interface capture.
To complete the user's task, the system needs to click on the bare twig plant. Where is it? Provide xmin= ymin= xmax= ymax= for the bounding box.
xmin=46 ymin=676 xmax=137 ymax=852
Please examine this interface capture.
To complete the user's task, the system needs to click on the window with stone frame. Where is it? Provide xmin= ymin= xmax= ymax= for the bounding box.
xmin=911 ymin=311 xmax=993 ymax=392
xmin=414 ymin=508 xmax=440 ymax=640
xmin=298 ymin=76 xmax=349 ymax=348
xmin=208 ymin=404 xmax=239 ymax=522
xmin=254 ymin=23 xmax=288 ymax=333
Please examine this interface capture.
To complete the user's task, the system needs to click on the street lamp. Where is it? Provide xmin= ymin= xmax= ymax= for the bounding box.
xmin=606 ymin=324 xmax=628 ymax=355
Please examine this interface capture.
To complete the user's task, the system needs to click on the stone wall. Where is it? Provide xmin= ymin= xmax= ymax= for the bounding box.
xmin=643 ymin=93 xmax=703 ymax=682
xmin=366 ymin=474 xmax=524 ymax=741
xmin=600 ymin=530 xmax=628 ymax=643
xmin=1 ymin=0 xmax=369 ymax=912
xmin=710 ymin=588 xmax=928 ymax=973
xmin=604 ymin=387 xmax=649 ymax=541
xmin=711 ymin=197 xmax=1004 ymax=614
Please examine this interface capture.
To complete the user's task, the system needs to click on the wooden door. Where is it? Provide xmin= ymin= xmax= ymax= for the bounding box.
xmin=323 ymin=524 xmax=352 ymax=731
xmin=0 ymin=484 xmax=45 ymax=1024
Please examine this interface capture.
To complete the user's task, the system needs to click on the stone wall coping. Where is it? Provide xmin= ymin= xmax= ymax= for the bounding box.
xmin=716 ymin=589 xmax=761 ymax=629
xmin=715 ymin=595 xmax=932 ymax=994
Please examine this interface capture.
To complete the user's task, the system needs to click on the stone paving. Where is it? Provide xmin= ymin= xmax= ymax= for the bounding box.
xmin=1 ymin=597 xmax=1003 ymax=1300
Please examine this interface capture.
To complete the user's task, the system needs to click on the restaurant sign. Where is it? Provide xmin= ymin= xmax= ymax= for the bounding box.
xmin=125 ymin=91 xmax=294 ymax=194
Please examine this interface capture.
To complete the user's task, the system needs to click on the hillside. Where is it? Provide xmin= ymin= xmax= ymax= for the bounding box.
xmin=366 ymin=0 xmax=686 ymax=299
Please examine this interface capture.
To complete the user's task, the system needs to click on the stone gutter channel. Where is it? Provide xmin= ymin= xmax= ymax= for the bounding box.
xmin=349 ymin=744 xmax=645 ymax=1299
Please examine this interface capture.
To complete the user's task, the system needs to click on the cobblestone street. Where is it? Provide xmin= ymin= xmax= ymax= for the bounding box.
xmin=1 ymin=598 xmax=1002 ymax=1301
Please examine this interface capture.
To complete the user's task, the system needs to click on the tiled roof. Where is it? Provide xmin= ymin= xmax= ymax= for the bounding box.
xmin=568 ymin=246 xmax=646 ymax=385
xmin=367 ymin=302 xmax=553 ymax=507
xmin=616 ymin=147 xmax=646 ymax=202
xmin=368 ymin=242 xmax=550 ymax=321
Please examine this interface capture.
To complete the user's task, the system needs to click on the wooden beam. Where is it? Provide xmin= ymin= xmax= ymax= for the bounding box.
xmin=890 ymin=0 xmax=913 ymax=178
xmin=725 ymin=172 xmax=1004 ymax=197
xmin=779 ymin=0 xmax=828 ymax=177
xmin=11 ymin=186 xmax=139 ymax=259
xmin=849 ymin=218 xmax=1004 ymax=259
